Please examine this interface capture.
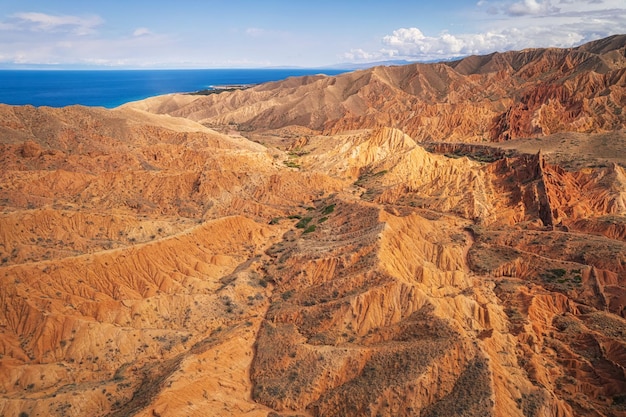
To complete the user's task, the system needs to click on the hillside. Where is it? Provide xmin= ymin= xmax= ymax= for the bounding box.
xmin=128 ymin=35 xmax=626 ymax=143
xmin=1 ymin=35 xmax=626 ymax=417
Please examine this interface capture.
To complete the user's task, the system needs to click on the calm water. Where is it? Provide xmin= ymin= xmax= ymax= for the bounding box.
xmin=0 ymin=69 xmax=347 ymax=108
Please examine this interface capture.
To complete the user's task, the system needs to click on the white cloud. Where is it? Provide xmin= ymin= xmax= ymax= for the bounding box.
xmin=384 ymin=28 xmax=426 ymax=46
xmin=507 ymin=0 xmax=559 ymax=15
xmin=348 ymin=0 xmax=626 ymax=62
xmin=381 ymin=29 xmax=514 ymax=60
xmin=343 ymin=48 xmax=379 ymax=61
xmin=0 ymin=14 xmax=175 ymax=67
xmin=11 ymin=12 xmax=103 ymax=35
xmin=133 ymin=27 xmax=153 ymax=37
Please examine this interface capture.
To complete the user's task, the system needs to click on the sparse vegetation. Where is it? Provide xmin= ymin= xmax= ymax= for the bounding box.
xmin=295 ymin=217 xmax=313 ymax=229
xmin=354 ymin=169 xmax=388 ymax=186
xmin=288 ymin=147 xmax=309 ymax=157
xmin=283 ymin=160 xmax=300 ymax=169
xmin=541 ymin=268 xmax=582 ymax=286
xmin=322 ymin=204 xmax=335 ymax=215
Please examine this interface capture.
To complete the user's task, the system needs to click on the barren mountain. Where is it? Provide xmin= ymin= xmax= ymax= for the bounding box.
xmin=129 ymin=35 xmax=626 ymax=143
xmin=1 ymin=35 xmax=626 ymax=417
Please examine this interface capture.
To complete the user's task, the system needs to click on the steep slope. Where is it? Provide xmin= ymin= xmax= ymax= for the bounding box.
xmin=127 ymin=35 xmax=626 ymax=142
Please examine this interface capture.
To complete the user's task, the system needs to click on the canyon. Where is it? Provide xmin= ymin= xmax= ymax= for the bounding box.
xmin=1 ymin=35 xmax=626 ymax=417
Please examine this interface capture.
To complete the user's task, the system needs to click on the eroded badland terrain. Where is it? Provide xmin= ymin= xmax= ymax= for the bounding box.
xmin=1 ymin=35 xmax=626 ymax=417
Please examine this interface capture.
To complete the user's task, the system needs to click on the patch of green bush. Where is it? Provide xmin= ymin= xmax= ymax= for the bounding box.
xmin=322 ymin=204 xmax=336 ymax=215
xmin=549 ymin=268 xmax=567 ymax=278
xmin=283 ymin=160 xmax=300 ymax=168
xmin=295 ymin=217 xmax=313 ymax=229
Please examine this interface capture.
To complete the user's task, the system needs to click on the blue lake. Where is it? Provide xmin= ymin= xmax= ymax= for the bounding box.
xmin=0 ymin=68 xmax=347 ymax=108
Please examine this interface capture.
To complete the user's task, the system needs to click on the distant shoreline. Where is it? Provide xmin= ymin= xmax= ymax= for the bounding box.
xmin=187 ymin=84 xmax=256 ymax=96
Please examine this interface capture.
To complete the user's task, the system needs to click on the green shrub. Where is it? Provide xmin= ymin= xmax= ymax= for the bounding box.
xmin=322 ymin=204 xmax=336 ymax=215
xmin=283 ymin=160 xmax=300 ymax=168
xmin=295 ymin=217 xmax=312 ymax=229
xmin=549 ymin=268 xmax=567 ymax=278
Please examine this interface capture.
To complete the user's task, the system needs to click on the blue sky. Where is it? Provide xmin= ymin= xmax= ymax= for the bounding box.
xmin=0 ymin=0 xmax=624 ymax=68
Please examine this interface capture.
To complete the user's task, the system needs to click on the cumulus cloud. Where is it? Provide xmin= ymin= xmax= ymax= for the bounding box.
xmin=347 ymin=0 xmax=625 ymax=62
xmin=381 ymin=29 xmax=514 ymax=60
xmin=11 ymin=12 xmax=103 ymax=35
xmin=343 ymin=48 xmax=379 ymax=61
